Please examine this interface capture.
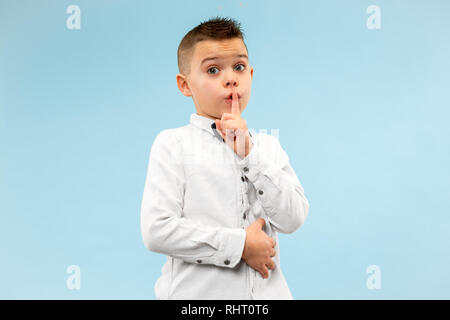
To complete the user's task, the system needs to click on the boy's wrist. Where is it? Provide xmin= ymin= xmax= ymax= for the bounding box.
xmin=241 ymin=229 xmax=248 ymax=261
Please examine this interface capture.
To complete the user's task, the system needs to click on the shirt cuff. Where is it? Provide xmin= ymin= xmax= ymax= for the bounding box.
xmin=236 ymin=137 xmax=281 ymax=217
xmin=216 ymin=227 xmax=246 ymax=268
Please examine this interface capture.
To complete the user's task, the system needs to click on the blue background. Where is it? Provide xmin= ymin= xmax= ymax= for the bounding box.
xmin=1 ymin=0 xmax=449 ymax=299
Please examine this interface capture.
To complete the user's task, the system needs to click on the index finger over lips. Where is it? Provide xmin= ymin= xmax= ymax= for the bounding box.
xmin=231 ymin=91 xmax=240 ymax=116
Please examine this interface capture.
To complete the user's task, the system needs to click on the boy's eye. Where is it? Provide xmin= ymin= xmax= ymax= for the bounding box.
xmin=235 ymin=64 xmax=245 ymax=71
xmin=206 ymin=64 xmax=246 ymax=75
xmin=207 ymin=67 xmax=219 ymax=74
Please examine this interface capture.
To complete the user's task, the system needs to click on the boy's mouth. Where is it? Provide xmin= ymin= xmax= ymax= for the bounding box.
xmin=224 ymin=92 xmax=241 ymax=101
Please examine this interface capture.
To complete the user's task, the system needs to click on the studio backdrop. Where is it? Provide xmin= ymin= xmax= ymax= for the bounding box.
xmin=1 ymin=0 xmax=449 ymax=299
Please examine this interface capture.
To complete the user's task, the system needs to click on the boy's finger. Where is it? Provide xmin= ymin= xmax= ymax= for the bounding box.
xmin=224 ymin=128 xmax=235 ymax=149
xmin=221 ymin=113 xmax=235 ymax=120
xmin=221 ymin=121 xmax=238 ymax=139
xmin=216 ymin=119 xmax=230 ymax=137
xmin=224 ymin=127 xmax=236 ymax=138
xmin=270 ymin=248 xmax=276 ymax=257
xmin=215 ymin=120 xmax=224 ymax=137
xmin=235 ymin=128 xmax=246 ymax=158
xmin=231 ymin=91 xmax=240 ymax=116
xmin=267 ymin=260 xmax=276 ymax=270
xmin=261 ymin=266 xmax=269 ymax=279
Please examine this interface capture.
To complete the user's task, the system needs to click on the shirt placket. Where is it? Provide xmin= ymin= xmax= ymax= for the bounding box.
xmin=237 ymin=162 xmax=257 ymax=297
xmin=221 ymin=128 xmax=257 ymax=298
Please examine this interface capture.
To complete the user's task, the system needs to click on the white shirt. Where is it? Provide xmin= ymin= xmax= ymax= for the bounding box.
xmin=140 ymin=113 xmax=310 ymax=300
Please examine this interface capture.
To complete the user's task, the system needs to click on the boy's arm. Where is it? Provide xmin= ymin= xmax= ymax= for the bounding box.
xmin=140 ymin=130 xmax=246 ymax=268
xmin=237 ymin=135 xmax=310 ymax=234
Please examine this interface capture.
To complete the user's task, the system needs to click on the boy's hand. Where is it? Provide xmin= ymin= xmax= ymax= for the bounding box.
xmin=215 ymin=90 xmax=253 ymax=159
xmin=241 ymin=218 xmax=276 ymax=279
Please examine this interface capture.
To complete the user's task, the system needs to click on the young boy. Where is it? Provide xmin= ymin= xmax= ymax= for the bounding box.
xmin=140 ymin=17 xmax=310 ymax=300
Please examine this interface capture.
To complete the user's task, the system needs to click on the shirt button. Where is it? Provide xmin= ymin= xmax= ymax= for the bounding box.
xmin=243 ymin=213 xmax=246 ymax=219
xmin=243 ymin=167 xmax=249 ymax=173
xmin=241 ymin=176 xmax=245 ymax=182
xmin=258 ymin=190 xmax=264 ymax=195
xmin=224 ymin=259 xmax=230 ymax=265
xmin=197 ymin=260 xmax=202 ymax=264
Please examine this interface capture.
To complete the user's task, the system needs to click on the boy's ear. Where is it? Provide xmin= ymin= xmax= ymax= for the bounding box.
xmin=176 ymin=73 xmax=192 ymax=97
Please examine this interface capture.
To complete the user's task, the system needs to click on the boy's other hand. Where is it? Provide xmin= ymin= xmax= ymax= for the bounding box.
xmin=241 ymin=218 xmax=276 ymax=279
xmin=215 ymin=90 xmax=253 ymax=159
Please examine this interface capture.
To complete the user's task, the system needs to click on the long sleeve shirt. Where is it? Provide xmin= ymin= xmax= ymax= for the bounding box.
xmin=140 ymin=113 xmax=310 ymax=299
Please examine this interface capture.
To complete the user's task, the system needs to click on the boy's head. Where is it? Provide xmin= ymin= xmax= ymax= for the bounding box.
xmin=176 ymin=17 xmax=253 ymax=120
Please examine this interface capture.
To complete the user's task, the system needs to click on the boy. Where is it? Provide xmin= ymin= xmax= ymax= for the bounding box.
xmin=140 ymin=17 xmax=309 ymax=300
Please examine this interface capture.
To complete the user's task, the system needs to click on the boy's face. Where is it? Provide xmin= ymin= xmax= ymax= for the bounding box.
xmin=177 ymin=38 xmax=253 ymax=120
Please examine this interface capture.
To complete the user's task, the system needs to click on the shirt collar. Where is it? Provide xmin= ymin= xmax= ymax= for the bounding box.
xmin=190 ymin=113 xmax=216 ymax=136
xmin=189 ymin=112 xmax=252 ymax=142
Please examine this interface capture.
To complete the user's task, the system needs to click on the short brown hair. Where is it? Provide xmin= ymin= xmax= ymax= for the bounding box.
xmin=177 ymin=16 xmax=248 ymax=75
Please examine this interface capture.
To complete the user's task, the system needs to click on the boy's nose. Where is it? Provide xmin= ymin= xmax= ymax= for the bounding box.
xmin=225 ymin=79 xmax=238 ymax=87
xmin=224 ymin=73 xmax=239 ymax=87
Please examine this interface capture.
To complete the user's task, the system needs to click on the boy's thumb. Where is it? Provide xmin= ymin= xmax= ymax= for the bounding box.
xmin=256 ymin=218 xmax=265 ymax=228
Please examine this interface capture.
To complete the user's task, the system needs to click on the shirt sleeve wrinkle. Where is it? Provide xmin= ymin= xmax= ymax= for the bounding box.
xmin=141 ymin=130 xmax=246 ymax=268
xmin=238 ymin=134 xmax=310 ymax=234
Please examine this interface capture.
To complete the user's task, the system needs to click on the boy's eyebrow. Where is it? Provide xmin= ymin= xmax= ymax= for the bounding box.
xmin=200 ymin=54 xmax=248 ymax=66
